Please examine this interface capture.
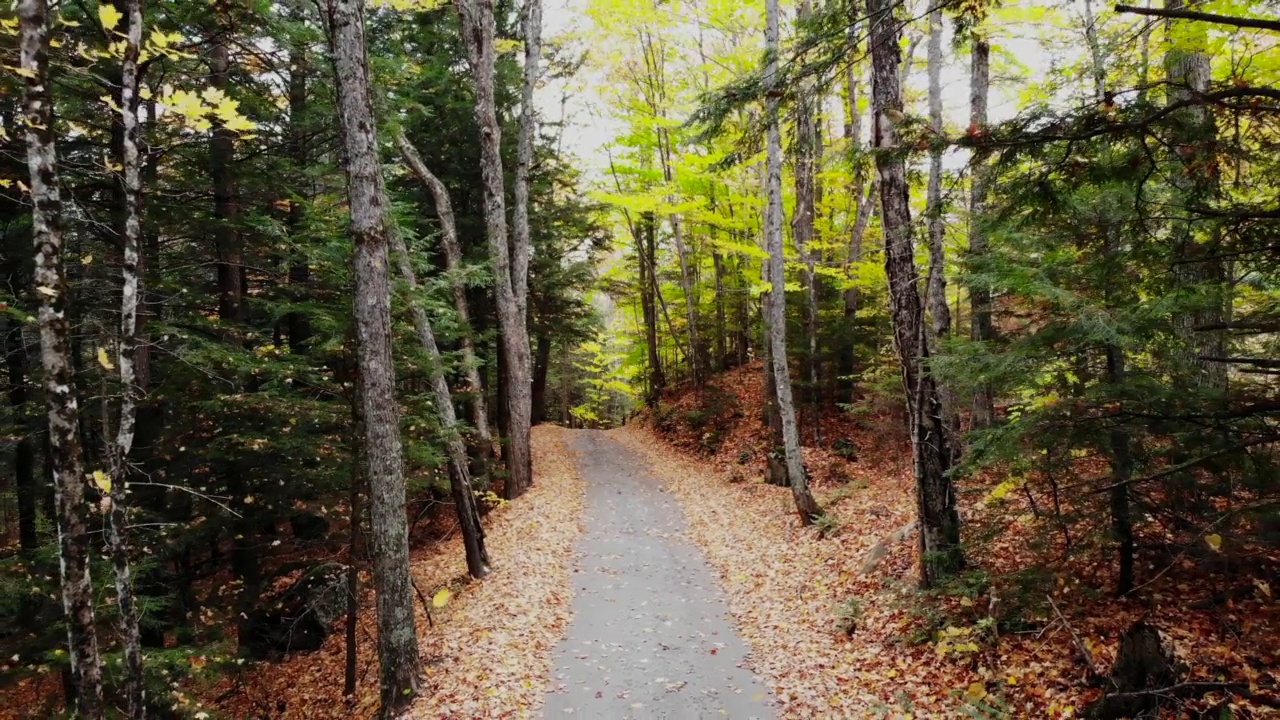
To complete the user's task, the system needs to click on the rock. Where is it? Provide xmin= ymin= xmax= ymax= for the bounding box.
xmin=241 ymin=562 xmax=349 ymax=659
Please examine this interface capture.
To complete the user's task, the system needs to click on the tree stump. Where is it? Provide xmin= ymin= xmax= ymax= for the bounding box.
xmin=1089 ymin=621 xmax=1180 ymax=719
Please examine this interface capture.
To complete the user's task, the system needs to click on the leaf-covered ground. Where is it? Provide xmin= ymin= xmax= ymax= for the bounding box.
xmin=617 ymin=362 xmax=1279 ymax=718
xmin=199 ymin=423 xmax=586 ymax=719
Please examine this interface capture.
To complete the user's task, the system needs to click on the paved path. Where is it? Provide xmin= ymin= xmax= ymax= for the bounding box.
xmin=543 ymin=430 xmax=775 ymax=719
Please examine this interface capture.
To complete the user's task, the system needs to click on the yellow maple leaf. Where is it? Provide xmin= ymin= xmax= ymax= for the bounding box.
xmin=1205 ymin=533 xmax=1222 ymax=551
xmin=92 ymin=470 xmax=112 ymax=494
xmin=432 ymin=588 xmax=451 ymax=608
xmin=97 ymin=347 xmax=115 ymax=370
xmin=98 ymin=4 xmax=122 ymax=31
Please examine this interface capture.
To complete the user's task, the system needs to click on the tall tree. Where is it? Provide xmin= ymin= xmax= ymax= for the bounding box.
xmin=326 ymin=0 xmax=422 ymax=713
xmin=386 ymin=168 xmax=490 ymax=578
xmin=18 ymin=0 xmax=104 ymax=714
xmin=924 ymin=4 xmax=958 ymax=461
xmin=968 ymin=27 xmax=995 ymax=428
xmin=867 ymin=0 xmax=963 ymax=586
xmin=456 ymin=0 xmax=534 ymax=498
xmin=793 ymin=0 xmax=820 ymax=437
xmin=104 ymin=0 xmax=147 ymax=714
xmin=395 ymin=130 xmax=496 ymax=468
xmin=1164 ymin=0 xmax=1227 ymax=391
xmin=765 ymin=0 xmax=821 ymax=524
xmin=514 ymin=0 xmax=542 ymax=318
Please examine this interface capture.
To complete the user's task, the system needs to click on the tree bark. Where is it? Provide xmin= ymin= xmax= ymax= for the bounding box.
xmin=867 ymin=0 xmax=963 ymax=586
xmin=1164 ymin=0 xmax=1227 ymax=392
xmin=712 ymin=250 xmax=728 ymax=370
xmin=389 ymin=230 xmax=490 ymax=579
xmin=106 ymin=2 xmax=147 ymax=714
xmin=793 ymin=0 xmax=820 ymax=441
xmin=639 ymin=211 xmax=664 ymax=404
xmin=19 ymin=0 xmax=104 ymax=714
xmin=765 ymin=0 xmax=821 ymax=524
xmin=327 ymin=0 xmax=422 ymax=713
xmin=532 ymin=333 xmax=551 ymax=423
xmin=394 ymin=130 xmax=496 ymax=467
xmin=456 ymin=0 xmax=534 ymax=499
xmin=209 ymin=36 xmax=242 ymax=325
xmin=286 ymin=38 xmax=312 ymax=351
xmin=513 ymin=0 xmax=542 ymax=317
xmin=968 ymin=35 xmax=995 ymax=428
xmin=925 ymin=6 xmax=959 ymax=462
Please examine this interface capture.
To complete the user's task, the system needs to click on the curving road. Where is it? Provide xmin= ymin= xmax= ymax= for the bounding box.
xmin=543 ymin=430 xmax=776 ymax=719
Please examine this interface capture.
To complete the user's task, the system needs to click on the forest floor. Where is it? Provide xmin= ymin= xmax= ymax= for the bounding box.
xmin=620 ymin=361 xmax=1280 ymax=718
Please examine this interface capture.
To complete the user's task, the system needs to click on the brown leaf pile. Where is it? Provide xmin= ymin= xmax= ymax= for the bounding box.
xmin=198 ymin=423 xmax=585 ymax=719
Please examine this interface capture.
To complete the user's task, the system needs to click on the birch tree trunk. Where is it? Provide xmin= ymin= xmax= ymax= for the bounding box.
xmin=925 ymin=6 xmax=959 ymax=462
xmin=19 ymin=0 xmax=104 ymax=714
xmin=106 ymin=1 xmax=147 ymax=714
xmin=394 ymin=130 xmax=496 ymax=469
xmin=513 ymin=0 xmax=542 ymax=316
xmin=968 ymin=34 xmax=995 ymax=428
xmin=456 ymin=0 xmax=534 ymax=498
xmin=765 ymin=0 xmax=820 ymax=523
xmin=867 ymin=0 xmax=963 ymax=586
xmin=326 ymin=0 xmax=422 ymax=713
xmin=388 ymin=231 xmax=490 ymax=579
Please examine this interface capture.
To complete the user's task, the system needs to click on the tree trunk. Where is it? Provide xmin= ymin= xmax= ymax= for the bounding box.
xmin=1107 ymin=345 xmax=1136 ymax=594
xmin=389 ymin=230 xmax=490 ymax=579
xmin=106 ymin=2 xmax=147 ymax=714
xmin=209 ymin=37 xmax=242 ymax=326
xmin=867 ymin=0 xmax=963 ymax=586
xmin=327 ymin=0 xmax=422 ymax=713
xmin=344 ymin=421 xmax=362 ymax=697
xmin=513 ymin=0 xmax=542 ymax=318
xmin=532 ymin=333 xmax=551 ymax=424
xmin=456 ymin=0 xmax=534 ymax=499
xmin=19 ymin=0 xmax=104 ymax=714
xmin=761 ymin=290 xmax=787 ymax=487
xmin=639 ymin=211 xmax=664 ymax=404
xmin=712 ymin=250 xmax=728 ymax=370
xmin=765 ymin=0 xmax=821 ymax=524
xmin=925 ymin=6 xmax=959 ymax=461
xmin=793 ymin=0 xmax=820 ymax=442
xmin=1164 ymin=0 xmax=1227 ymax=392
xmin=5 ymin=320 xmax=38 ymax=552
xmin=968 ymin=35 xmax=995 ymax=428
xmin=394 ymin=130 xmax=496 ymax=468
xmin=286 ymin=38 xmax=312 ymax=352
xmin=670 ymin=213 xmax=703 ymax=384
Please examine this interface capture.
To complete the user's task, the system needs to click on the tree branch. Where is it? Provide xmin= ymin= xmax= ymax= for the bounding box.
xmin=1114 ymin=4 xmax=1280 ymax=33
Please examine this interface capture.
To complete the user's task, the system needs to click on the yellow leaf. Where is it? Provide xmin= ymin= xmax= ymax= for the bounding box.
xmin=81 ymin=254 xmax=93 ymax=265
xmin=1205 ymin=534 xmax=1222 ymax=552
xmin=5 ymin=65 xmax=37 ymax=79
xmin=965 ymin=681 xmax=988 ymax=701
xmin=432 ymin=588 xmax=451 ymax=608
xmin=92 ymin=470 xmax=111 ymax=494
xmin=98 ymin=4 xmax=122 ymax=30
xmin=97 ymin=347 xmax=115 ymax=371
xmin=0 ymin=179 xmax=11 ymax=188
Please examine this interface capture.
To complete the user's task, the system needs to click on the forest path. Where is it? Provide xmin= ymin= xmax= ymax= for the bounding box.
xmin=542 ymin=430 xmax=776 ymax=719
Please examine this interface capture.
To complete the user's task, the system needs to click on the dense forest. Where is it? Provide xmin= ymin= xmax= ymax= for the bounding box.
xmin=0 ymin=0 xmax=1277 ymax=717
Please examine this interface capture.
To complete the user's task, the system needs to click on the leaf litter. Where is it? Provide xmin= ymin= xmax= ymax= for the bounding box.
xmin=614 ymin=361 xmax=1279 ymax=718
xmin=195 ymin=424 xmax=585 ymax=719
